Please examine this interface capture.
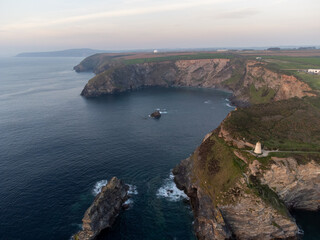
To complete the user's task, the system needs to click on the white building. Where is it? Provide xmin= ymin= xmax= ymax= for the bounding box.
xmin=308 ymin=69 xmax=320 ymax=74
xmin=254 ymin=141 xmax=262 ymax=154
xmin=153 ymin=49 xmax=158 ymax=54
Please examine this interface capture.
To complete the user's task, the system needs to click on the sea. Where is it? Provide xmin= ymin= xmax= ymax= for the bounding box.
xmin=0 ymin=57 xmax=318 ymax=240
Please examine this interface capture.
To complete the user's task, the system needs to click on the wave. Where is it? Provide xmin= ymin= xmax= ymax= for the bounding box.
xmin=156 ymin=172 xmax=189 ymax=202
xmin=155 ymin=108 xmax=168 ymax=114
xmin=123 ymin=184 xmax=138 ymax=209
xmin=226 ymin=103 xmax=235 ymax=108
xmin=204 ymin=100 xmax=211 ymax=104
xmin=128 ymin=184 xmax=138 ymax=195
xmin=123 ymin=198 xmax=134 ymax=206
xmin=92 ymin=179 xmax=108 ymax=196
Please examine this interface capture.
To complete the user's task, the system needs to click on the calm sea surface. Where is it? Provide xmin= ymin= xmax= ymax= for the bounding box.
xmin=0 ymin=57 xmax=318 ymax=240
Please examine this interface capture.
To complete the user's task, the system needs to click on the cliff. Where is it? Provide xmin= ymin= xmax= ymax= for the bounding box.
xmin=173 ymin=97 xmax=320 ymax=239
xmin=73 ymin=177 xmax=129 ymax=240
xmin=73 ymin=54 xmax=320 ymax=239
xmin=75 ymin=55 xmax=315 ymax=105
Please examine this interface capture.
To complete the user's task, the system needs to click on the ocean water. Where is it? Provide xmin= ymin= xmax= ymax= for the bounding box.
xmin=0 ymin=57 xmax=318 ymax=240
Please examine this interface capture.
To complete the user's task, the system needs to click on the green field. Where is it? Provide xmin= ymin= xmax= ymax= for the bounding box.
xmin=255 ymin=56 xmax=320 ymax=70
xmin=255 ymin=56 xmax=320 ymax=91
xmin=294 ymin=72 xmax=320 ymax=90
xmin=122 ymin=53 xmax=235 ymax=64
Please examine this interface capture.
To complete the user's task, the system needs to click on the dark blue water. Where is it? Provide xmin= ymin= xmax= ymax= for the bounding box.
xmin=0 ymin=57 xmax=318 ymax=240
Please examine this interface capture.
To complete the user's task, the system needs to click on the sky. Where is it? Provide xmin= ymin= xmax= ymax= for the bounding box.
xmin=0 ymin=0 xmax=319 ymax=55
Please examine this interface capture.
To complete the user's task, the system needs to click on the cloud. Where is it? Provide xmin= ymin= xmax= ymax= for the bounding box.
xmin=1 ymin=0 xmax=225 ymax=30
xmin=218 ymin=8 xmax=260 ymax=19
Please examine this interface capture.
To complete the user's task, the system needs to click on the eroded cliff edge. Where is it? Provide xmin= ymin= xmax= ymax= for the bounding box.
xmin=173 ymin=97 xmax=320 ymax=239
xmin=75 ymin=56 xmax=315 ymax=105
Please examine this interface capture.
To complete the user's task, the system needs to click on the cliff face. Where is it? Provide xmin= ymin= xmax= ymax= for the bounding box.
xmin=234 ymin=61 xmax=315 ymax=103
xmin=173 ymin=97 xmax=320 ymax=240
xmin=73 ymin=177 xmax=129 ymax=240
xmin=80 ymin=59 xmax=233 ymax=97
xmin=78 ymin=58 xmax=315 ymax=105
xmin=173 ymin=141 xmax=301 ymax=240
xmin=260 ymin=157 xmax=320 ymax=211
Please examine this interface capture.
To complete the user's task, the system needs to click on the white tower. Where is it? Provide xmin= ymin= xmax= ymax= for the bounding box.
xmin=254 ymin=141 xmax=262 ymax=154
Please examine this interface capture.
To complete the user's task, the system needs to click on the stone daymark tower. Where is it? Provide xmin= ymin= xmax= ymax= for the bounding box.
xmin=254 ymin=141 xmax=262 ymax=154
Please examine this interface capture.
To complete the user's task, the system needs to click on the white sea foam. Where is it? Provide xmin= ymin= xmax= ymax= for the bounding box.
xmin=122 ymin=184 xmax=138 ymax=209
xmin=127 ymin=184 xmax=138 ymax=195
xmin=226 ymin=103 xmax=235 ymax=108
xmin=124 ymin=198 xmax=134 ymax=206
xmin=156 ymin=172 xmax=189 ymax=201
xmin=92 ymin=179 xmax=108 ymax=196
xmin=154 ymin=108 xmax=168 ymax=114
xmin=225 ymin=98 xmax=230 ymax=102
xmin=204 ymin=100 xmax=211 ymax=104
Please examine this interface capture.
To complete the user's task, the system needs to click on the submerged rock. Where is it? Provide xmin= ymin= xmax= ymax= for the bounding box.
xmin=73 ymin=177 xmax=129 ymax=240
xmin=150 ymin=110 xmax=161 ymax=119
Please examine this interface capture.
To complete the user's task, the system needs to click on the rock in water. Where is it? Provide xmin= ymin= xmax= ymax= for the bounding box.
xmin=73 ymin=177 xmax=129 ymax=240
xmin=150 ymin=110 xmax=161 ymax=119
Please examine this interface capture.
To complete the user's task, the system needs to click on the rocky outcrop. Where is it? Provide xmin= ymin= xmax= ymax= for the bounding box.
xmin=260 ymin=157 xmax=320 ymax=211
xmin=150 ymin=110 xmax=161 ymax=119
xmin=173 ymin=152 xmax=300 ymax=240
xmin=80 ymin=59 xmax=233 ymax=97
xmin=77 ymin=57 xmax=315 ymax=104
xmin=234 ymin=61 xmax=315 ymax=103
xmin=73 ymin=177 xmax=129 ymax=240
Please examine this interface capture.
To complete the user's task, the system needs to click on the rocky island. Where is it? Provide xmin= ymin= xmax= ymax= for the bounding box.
xmin=74 ymin=50 xmax=320 ymax=239
xmin=150 ymin=110 xmax=161 ymax=119
xmin=73 ymin=177 xmax=129 ymax=240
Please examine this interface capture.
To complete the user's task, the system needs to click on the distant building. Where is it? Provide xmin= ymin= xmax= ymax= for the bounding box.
xmin=217 ymin=49 xmax=228 ymax=52
xmin=153 ymin=49 xmax=158 ymax=53
xmin=254 ymin=141 xmax=262 ymax=154
xmin=256 ymin=57 xmax=262 ymax=60
xmin=308 ymin=69 xmax=320 ymax=74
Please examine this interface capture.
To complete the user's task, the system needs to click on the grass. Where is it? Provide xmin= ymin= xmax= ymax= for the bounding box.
xmin=293 ymin=72 xmax=320 ymax=91
xmin=249 ymin=85 xmax=276 ymax=104
xmin=258 ymin=56 xmax=320 ymax=91
xmin=122 ymin=53 xmax=235 ymax=65
xmin=193 ymin=134 xmax=246 ymax=206
xmin=223 ymin=97 xmax=320 ymax=152
xmin=222 ymin=58 xmax=246 ymax=87
xmin=261 ymin=56 xmax=320 ymax=70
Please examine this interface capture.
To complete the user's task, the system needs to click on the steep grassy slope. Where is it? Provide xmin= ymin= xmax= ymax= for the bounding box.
xmin=223 ymin=97 xmax=320 ymax=151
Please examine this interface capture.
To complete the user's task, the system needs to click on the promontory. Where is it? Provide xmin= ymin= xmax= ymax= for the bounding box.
xmin=74 ymin=50 xmax=320 ymax=239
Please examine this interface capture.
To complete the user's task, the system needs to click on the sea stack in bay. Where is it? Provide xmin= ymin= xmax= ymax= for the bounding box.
xmin=150 ymin=110 xmax=161 ymax=119
xmin=73 ymin=177 xmax=129 ymax=240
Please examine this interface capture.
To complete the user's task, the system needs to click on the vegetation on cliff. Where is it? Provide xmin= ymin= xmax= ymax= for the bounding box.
xmin=74 ymin=50 xmax=320 ymax=239
xmin=223 ymin=97 xmax=320 ymax=151
xmin=174 ymin=96 xmax=320 ymax=239
xmin=75 ymin=51 xmax=317 ymax=105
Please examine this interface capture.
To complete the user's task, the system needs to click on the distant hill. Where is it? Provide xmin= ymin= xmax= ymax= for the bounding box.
xmin=16 ymin=48 xmax=109 ymax=57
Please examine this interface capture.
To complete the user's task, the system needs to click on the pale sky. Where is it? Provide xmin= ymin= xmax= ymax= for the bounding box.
xmin=0 ymin=0 xmax=319 ymax=55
